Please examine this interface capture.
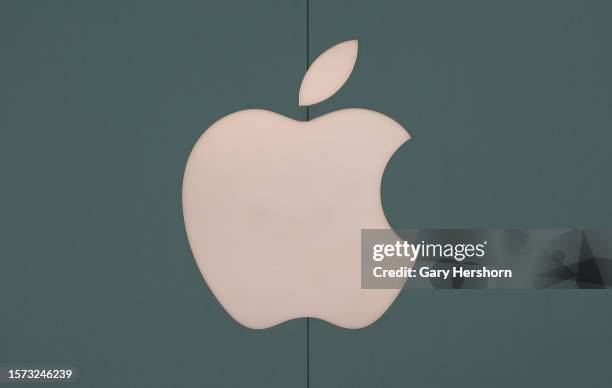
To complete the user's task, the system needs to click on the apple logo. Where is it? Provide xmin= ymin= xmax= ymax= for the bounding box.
xmin=182 ymin=40 xmax=410 ymax=329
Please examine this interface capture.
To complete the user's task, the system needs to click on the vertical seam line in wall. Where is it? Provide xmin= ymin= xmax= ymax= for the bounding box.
xmin=305 ymin=0 xmax=310 ymax=387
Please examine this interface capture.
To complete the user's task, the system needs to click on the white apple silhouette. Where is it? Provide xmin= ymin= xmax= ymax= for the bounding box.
xmin=182 ymin=40 xmax=410 ymax=329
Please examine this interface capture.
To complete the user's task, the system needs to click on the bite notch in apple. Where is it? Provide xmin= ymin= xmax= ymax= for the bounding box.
xmin=182 ymin=39 xmax=410 ymax=329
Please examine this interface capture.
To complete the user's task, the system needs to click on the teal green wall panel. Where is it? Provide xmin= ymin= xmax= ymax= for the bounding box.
xmin=309 ymin=1 xmax=612 ymax=387
xmin=0 ymin=1 xmax=307 ymax=387
xmin=2 ymin=1 xmax=612 ymax=387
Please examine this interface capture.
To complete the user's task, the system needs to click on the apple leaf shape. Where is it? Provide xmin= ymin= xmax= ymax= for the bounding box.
xmin=299 ymin=39 xmax=358 ymax=106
